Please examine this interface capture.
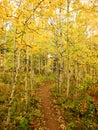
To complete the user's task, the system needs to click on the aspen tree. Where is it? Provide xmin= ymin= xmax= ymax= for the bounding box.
xmin=30 ymin=51 xmax=34 ymax=93
xmin=25 ymin=44 xmax=29 ymax=110
xmin=5 ymin=28 xmax=19 ymax=129
xmin=58 ymin=7 xmax=63 ymax=93
xmin=66 ymin=0 xmax=70 ymax=98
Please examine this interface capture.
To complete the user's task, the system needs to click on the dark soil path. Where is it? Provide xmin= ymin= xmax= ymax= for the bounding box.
xmin=39 ymin=83 xmax=66 ymax=130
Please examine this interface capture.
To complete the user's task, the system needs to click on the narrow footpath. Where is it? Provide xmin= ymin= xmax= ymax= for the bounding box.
xmin=39 ymin=83 xmax=66 ymax=130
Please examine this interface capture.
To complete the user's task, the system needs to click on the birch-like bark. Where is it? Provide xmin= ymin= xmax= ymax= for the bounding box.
xmin=58 ymin=7 xmax=63 ymax=93
xmin=25 ymin=46 xmax=28 ymax=109
xmin=39 ymin=57 xmax=41 ymax=74
xmin=31 ymin=52 xmax=34 ymax=95
xmin=5 ymin=28 xmax=19 ymax=130
xmin=75 ymin=62 xmax=78 ymax=87
xmin=66 ymin=0 xmax=70 ymax=98
xmin=55 ymin=36 xmax=59 ymax=93
xmin=17 ymin=48 xmax=21 ymax=69
xmin=3 ymin=24 xmax=7 ymax=75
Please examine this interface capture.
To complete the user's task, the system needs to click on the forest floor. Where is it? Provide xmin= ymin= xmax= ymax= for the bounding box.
xmin=38 ymin=83 xmax=66 ymax=130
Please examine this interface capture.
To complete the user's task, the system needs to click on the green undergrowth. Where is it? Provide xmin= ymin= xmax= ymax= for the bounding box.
xmin=34 ymin=73 xmax=55 ymax=87
xmin=51 ymin=81 xmax=98 ymax=130
xmin=0 ymin=72 xmax=55 ymax=130
xmin=0 ymin=84 xmax=42 ymax=130
xmin=0 ymin=72 xmax=43 ymax=130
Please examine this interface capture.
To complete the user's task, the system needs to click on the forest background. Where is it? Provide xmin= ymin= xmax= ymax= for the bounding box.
xmin=0 ymin=0 xmax=98 ymax=130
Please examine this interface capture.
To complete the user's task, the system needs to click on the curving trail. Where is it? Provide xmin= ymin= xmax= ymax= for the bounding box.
xmin=39 ymin=83 xmax=66 ymax=130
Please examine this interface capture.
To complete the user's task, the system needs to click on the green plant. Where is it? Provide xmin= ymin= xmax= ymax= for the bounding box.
xmin=67 ymin=121 xmax=76 ymax=130
xmin=1 ymin=73 xmax=12 ymax=84
xmin=33 ymin=109 xmax=42 ymax=118
xmin=19 ymin=117 xmax=28 ymax=130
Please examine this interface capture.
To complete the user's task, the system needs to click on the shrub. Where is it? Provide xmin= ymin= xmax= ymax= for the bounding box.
xmin=19 ymin=117 xmax=28 ymax=130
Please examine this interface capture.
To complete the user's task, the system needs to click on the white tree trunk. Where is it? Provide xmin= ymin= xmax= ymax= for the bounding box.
xmin=5 ymin=28 xmax=19 ymax=129
xmin=66 ymin=0 xmax=70 ymax=98
xmin=25 ymin=46 xmax=28 ymax=109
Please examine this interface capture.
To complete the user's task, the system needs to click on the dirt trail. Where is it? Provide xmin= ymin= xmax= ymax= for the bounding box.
xmin=39 ymin=83 xmax=65 ymax=130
